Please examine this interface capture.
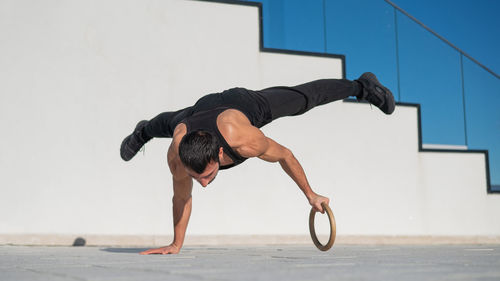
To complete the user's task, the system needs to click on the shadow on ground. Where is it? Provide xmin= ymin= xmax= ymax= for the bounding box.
xmin=100 ymin=248 xmax=148 ymax=253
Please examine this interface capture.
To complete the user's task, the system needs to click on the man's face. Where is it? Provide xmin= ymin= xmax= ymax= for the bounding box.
xmin=186 ymin=160 xmax=220 ymax=187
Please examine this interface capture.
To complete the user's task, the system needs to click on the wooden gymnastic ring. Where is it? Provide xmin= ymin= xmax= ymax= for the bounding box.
xmin=309 ymin=202 xmax=336 ymax=251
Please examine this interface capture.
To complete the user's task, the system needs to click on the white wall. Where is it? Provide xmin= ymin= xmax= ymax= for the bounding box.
xmin=0 ymin=0 xmax=499 ymax=242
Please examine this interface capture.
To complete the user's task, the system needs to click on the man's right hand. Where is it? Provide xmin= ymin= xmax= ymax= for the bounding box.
xmin=140 ymin=244 xmax=180 ymax=255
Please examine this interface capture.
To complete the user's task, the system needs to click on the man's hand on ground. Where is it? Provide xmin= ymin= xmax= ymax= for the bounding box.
xmin=140 ymin=244 xmax=180 ymax=255
xmin=308 ymin=193 xmax=330 ymax=214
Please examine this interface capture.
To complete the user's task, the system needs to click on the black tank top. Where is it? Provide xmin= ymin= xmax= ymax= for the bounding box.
xmin=181 ymin=107 xmax=247 ymax=170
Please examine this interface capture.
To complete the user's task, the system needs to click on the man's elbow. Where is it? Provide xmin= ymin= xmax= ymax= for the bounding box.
xmin=172 ymin=194 xmax=192 ymax=205
xmin=279 ymin=147 xmax=294 ymax=163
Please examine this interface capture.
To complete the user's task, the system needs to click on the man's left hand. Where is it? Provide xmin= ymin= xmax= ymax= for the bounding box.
xmin=308 ymin=193 xmax=330 ymax=213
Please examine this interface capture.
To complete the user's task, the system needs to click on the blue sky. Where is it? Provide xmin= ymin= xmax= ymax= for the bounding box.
xmin=392 ymin=0 xmax=500 ymax=75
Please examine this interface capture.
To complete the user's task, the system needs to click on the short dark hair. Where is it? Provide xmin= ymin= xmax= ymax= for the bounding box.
xmin=178 ymin=130 xmax=220 ymax=174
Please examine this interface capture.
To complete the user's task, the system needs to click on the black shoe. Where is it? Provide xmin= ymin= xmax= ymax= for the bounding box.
xmin=356 ymin=72 xmax=395 ymax=115
xmin=120 ymin=120 xmax=150 ymax=161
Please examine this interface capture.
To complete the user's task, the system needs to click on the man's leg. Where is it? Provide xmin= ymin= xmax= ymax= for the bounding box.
xmin=258 ymin=73 xmax=395 ymax=121
xmin=142 ymin=106 xmax=194 ymax=138
xmin=258 ymin=78 xmax=362 ymax=121
xmin=120 ymin=106 xmax=193 ymax=161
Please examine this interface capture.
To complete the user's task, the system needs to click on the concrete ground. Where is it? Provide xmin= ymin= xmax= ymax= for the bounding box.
xmin=1 ymin=245 xmax=499 ymax=281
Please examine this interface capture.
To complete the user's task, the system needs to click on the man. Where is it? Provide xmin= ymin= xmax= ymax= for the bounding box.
xmin=120 ymin=72 xmax=395 ymax=255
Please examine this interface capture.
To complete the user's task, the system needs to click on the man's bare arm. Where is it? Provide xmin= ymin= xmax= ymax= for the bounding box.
xmin=233 ymin=125 xmax=329 ymax=213
xmin=169 ymin=147 xmax=193 ymax=251
xmin=140 ymin=126 xmax=192 ymax=255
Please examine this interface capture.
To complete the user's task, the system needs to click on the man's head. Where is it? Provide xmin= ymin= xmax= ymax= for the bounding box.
xmin=178 ymin=130 xmax=223 ymax=187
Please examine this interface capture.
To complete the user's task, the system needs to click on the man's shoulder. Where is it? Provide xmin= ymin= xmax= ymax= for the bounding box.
xmin=169 ymin=123 xmax=187 ymax=152
xmin=218 ymin=109 xmax=252 ymax=133
xmin=218 ymin=108 xmax=251 ymax=126
xmin=218 ymin=109 xmax=260 ymax=149
xmin=172 ymin=122 xmax=187 ymax=138
xmin=167 ymin=124 xmax=186 ymax=171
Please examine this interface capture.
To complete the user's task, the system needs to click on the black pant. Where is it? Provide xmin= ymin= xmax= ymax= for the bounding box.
xmin=143 ymin=79 xmax=361 ymax=138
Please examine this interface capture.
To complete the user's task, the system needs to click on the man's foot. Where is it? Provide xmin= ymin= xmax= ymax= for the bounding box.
xmin=356 ymin=72 xmax=395 ymax=115
xmin=120 ymin=120 xmax=150 ymax=161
